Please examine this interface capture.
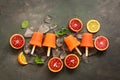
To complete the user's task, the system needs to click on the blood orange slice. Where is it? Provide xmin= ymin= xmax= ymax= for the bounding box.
xmin=64 ymin=54 xmax=80 ymax=69
xmin=48 ymin=57 xmax=63 ymax=72
xmin=94 ymin=36 xmax=109 ymax=51
xmin=10 ymin=34 xmax=25 ymax=49
xmin=69 ymin=18 xmax=83 ymax=33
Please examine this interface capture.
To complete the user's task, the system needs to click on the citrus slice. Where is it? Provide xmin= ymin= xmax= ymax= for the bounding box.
xmin=48 ymin=57 xmax=63 ymax=72
xmin=10 ymin=34 xmax=25 ymax=49
xmin=64 ymin=54 xmax=80 ymax=69
xmin=94 ymin=36 xmax=109 ymax=51
xmin=87 ymin=19 xmax=100 ymax=33
xmin=17 ymin=52 xmax=28 ymax=65
xmin=69 ymin=18 xmax=83 ymax=33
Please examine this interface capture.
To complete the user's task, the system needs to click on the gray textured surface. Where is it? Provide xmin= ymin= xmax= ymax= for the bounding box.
xmin=0 ymin=0 xmax=120 ymax=80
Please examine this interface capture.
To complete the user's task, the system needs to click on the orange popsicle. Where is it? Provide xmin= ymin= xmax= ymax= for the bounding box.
xmin=80 ymin=33 xmax=94 ymax=56
xmin=64 ymin=35 xmax=82 ymax=55
xmin=43 ymin=33 xmax=56 ymax=56
xmin=29 ymin=32 xmax=43 ymax=55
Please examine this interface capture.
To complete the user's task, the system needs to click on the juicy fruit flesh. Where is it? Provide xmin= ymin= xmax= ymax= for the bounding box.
xmin=65 ymin=55 xmax=79 ymax=68
xmin=95 ymin=36 xmax=108 ymax=50
xmin=18 ymin=52 xmax=27 ymax=65
xmin=88 ymin=22 xmax=99 ymax=31
xmin=11 ymin=35 xmax=24 ymax=48
xmin=87 ymin=20 xmax=100 ymax=33
xmin=70 ymin=19 xmax=82 ymax=30
xmin=49 ymin=58 xmax=62 ymax=71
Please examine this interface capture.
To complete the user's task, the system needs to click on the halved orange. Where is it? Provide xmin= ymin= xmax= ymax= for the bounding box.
xmin=87 ymin=19 xmax=100 ymax=33
xmin=17 ymin=52 xmax=28 ymax=65
xmin=64 ymin=54 xmax=80 ymax=69
xmin=94 ymin=36 xmax=109 ymax=51
xmin=48 ymin=57 xmax=63 ymax=72
xmin=69 ymin=18 xmax=83 ymax=33
xmin=10 ymin=34 xmax=25 ymax=49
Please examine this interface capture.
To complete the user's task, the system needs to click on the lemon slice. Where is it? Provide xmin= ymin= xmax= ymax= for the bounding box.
xmin=87 ymin=19 xmax=100 ymax=33
xmin=17 ymin=52 xmax=28 ymax=65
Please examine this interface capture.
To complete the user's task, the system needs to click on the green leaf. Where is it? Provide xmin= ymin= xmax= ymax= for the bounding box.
xmin=21 ymin=20 xmax=29 ymax=29
xmin=61 ymin=28 xmax=67 ymax=35
xmin=56 ymin=28 xmax=67 ymax=36
xmin=34 ymin=56 xmax=44 ymax=65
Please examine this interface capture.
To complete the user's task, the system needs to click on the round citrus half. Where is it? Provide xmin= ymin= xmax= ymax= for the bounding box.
xmin=87 ymin=19 xmax=100 ymax=33
xmin=10 ymin=34 xmax=25 ymax=49
xmin=17 ymin=52 xmax=28 ymax=65
xmin=64 ymin=54 xmax=80 ymax=69
xmin=94 ymin=36 xmax=109 ymax=51
xmin=48 ymin=57 xmax=63 ymax=72
xmin=69 ymin=18 xmax=83 ymax=33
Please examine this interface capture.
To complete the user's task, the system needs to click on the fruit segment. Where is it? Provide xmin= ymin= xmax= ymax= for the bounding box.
xmin=64 ymin=35 xmax=82 ymax=55
xmin=69 ymin=18 xmax=83 ymax=33
xmin=43 ymin=33 xmax=56 ymax=56
xmin=10 ymin=34 xmax=25 ymax=49
xmin=48 ymin=57 xmax=63 ymax=72
xmin=64 ymin=54 xmax=80 ymax=69
xmin=94 ymin=36 xmax=109 ymax=51
xmin=80 ymin=33 xmax=94 ymax=56
xmin=17 ymin=52 xmax=28 ymax=65
xmin=87 ymin=19 xmax=100 ymax=33
xmin=29 ymin=32 xmax=43 ymax=55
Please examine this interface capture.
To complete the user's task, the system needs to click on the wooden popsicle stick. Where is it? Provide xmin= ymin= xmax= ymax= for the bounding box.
xmin=75 ymin=47 xmax=82 ymax=55
xmin=85 ymin=47 xmax=88 ymax=56
xmin=31 ymin=45 xmax=36 ymax=55
xmin=47 ymin=47 xmax=51 ymax=57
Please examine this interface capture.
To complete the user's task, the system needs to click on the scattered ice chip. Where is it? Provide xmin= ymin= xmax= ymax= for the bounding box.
xmin=44 ymin=15 xmax=52 ymax=24
xmin=24 ymin=26 xmax=37 ymax=38
xmin=60 ymin=51 xmax=67 ymax=59
xmin=41 ymin=56 xmax=48 ymax=62
xmin=52 ymin=49 xmax=61 ymax=57
xmin=76 ymin=34 xmax=82 ymax=39
xmin=56 ymin=37 xmax=63 ymax=47
xmin=82 ymin=54 xmax=89 ymax=63
xmin=24 ymin=43 xmax=32 ymax=54
xmin=38 ymin=24 xmax=50 ymax=33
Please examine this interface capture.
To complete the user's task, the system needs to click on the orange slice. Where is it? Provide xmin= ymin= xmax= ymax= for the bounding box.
xmin=48 ymin=57 xmax=63 ymax=72
xmin=10 ymin=34 xmax=25 ymax=49
xmin=64 ymin=54 xmax=80 ymax=69
xmin=94 ymin=36 xmax=109 ymax=51
xmin=17 ymin=52 xmax=28 ymax=65
xmin=69 ymin=18 xmax=83 ymax=33
xmin=87 ymin=19 xmax=100 ymax=33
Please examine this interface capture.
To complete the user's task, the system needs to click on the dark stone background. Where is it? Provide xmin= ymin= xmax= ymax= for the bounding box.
xmin=0 ymin=0 xmax=120 ymax=80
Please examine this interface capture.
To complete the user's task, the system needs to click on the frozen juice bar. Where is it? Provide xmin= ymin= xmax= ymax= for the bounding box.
xmin=80 ymin=33 xmax=94 ymax=56
xmin=64 ymin=35 xmax=82 ymax=55
xmin=43 ymin=33 xmax=56 ymax=56
xmin=29 ymin=32 xmax=43 ymax=55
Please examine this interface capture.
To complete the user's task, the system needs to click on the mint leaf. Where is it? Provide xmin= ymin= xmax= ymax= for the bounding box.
xmin=21 ymin=20 xmax=29 ymax=29
xmin=34 ymin=56 xmax=44 ymax=65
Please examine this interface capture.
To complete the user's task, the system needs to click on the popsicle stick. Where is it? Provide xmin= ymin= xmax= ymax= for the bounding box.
xmin=31 ymin=45 xmax=36 ymax=55
xmin=85 ymin=47 xmax=88 ymax=56
xmin=47 ymin=47 xmax=51 ymax=57
xmin=75 ymin=47 xmax=82 ymax=55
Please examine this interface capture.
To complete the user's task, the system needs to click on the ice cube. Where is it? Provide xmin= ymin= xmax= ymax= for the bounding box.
xmin=38 ymin=24 xmax=50 ymax=33
xmin=41 ymin=56 xmax=47 ymax=62
xmin=44 ymin=15 xmax=52 ymax=24
xmin=24 ymin=43 xmax=32 ymax=54
xmin=76 ymin=34 xmax=82 ymax=39
xmin=82 ymin=54 xmax=89 ymax=63
xmin=56 ymin=37 xmax=63 ymax=47
xmin=60 ymin=52 xmax=67 ymax=59
xmin=52 ymin=49 xmax=61 ymax=57
xmin=24 ymin=26 xmax=37 ymax=38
